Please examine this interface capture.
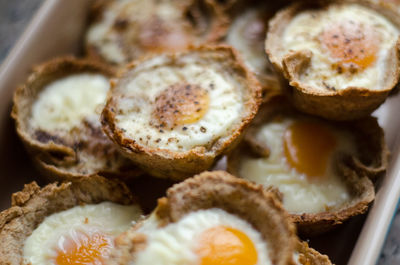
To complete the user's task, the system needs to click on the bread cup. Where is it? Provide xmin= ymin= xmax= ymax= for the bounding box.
xmin=265 ymin=0 xmax=400 ymax=120
xmin=101 ymin=45 xmax=262 ymax=180
xmin=0 ymin=175 xmax=143 ymax=265
xmin=107 ymin=171 xmax=297 ymax=265
xmin=86 ymin=0 xmax=228 ymax=66
xmin=228 ymin=97 xmax=388 ymax=235
xmin=12 ymin=57 xmax=140 ymax=181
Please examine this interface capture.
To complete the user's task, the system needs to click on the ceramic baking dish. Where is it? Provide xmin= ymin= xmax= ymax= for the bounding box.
xmin=1 ymin=0 xmax=400 ymax=264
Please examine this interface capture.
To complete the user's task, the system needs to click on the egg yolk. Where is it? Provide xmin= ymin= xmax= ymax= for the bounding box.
xmin=196 ymin=226 xmax=258 ymax=265
xmin=321 ymin=20 xmax=379 ymax=70
xmin=283 ymin=121 xmax=337 ymax=180
xmin=55 ymin=231 xmax=113 ymax=265
xmin=153 ymin=83 xmax=209 ymax=129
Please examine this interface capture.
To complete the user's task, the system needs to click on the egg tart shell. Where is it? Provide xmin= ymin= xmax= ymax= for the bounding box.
xmin=85 ymin=0 xmax=229 ymax=66
xmin=11 ymin=57 xmax=140 ymax=181
xmin=265 ymin=0 xmax=400 ymax=120
xmin=295 ymin=241 xmax=333 ymax=265
xmin=0 ymin=175 xmax=136 ymax=265
xmin=101 ymin=45 xmax=262 ymax=180
xmin=228 ymin=97 xmax=386 ymax=235
xmin=108 ymin=171 xmax=297 ymax=265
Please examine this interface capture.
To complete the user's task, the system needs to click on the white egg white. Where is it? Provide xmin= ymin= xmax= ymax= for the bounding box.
xmin=31 ymin=73 xmax=109 ymax=132
xmin=132 ymin=208 xmax=271 ymax=265
xmin=226 ymin=9 xmax=270 ymax=76
xmin=238 ymin=118 xmax=355 ymax=214
xmin=278 ymin=4 xmax=399 ymax=91
xmin=23 ymin=202 xmax=142 ymax=265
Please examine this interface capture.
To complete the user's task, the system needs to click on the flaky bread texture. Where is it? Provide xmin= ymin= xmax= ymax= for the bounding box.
xmin=85 ymin=0 xmax=229 ymax=66
xmin=296 ymin=241 xmax=333 ymax=265
xmin=12 ymin=57 xmax=140 ymax=181
xmin=265 ymin=0 xmax=400 ymax=120
xmin=0 ymin=175 xmax=135 ymax=265
xmin=108 ymin=171 xmax=297 ymax=265
xmin=101 ymin=45 xmax=262 ymax=180
xmin=228 ymin=97 xmax=387 ymax=235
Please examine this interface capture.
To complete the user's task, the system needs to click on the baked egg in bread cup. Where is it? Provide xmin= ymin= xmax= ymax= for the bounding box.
xmin=0 ymin=175 xmax=143 ymax=265
xmin=12 ymin=57 xmax=140 ymax=181
xmin=224 ymin=0 xmax=286 ymax=99
xmin=107 ymin=171 xmax=297 ymax=265
xmin=265 ymin=0 xmax=400 ymax=120
xmin=101 ymin=46 xmax=262 ymax=180
xmin=228 ymin=97 xmax=388 ymax=235
xmin=85 ymin=0 xmax=228 ymax=66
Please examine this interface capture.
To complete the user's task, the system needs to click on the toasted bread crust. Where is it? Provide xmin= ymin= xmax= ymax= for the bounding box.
xmin=108 ymin=171 xmax=297 ymax=265
xmin=0 ymin=175 xmax=135 ymax=265
xmin=228 ymin=97 xmax=386 ymax=235
xmin=101 ymin=45 xmax=262 ymax=180
xmin=265 ymin=0 xmax=400 ymax=120
xmin=12 ymin=57 xmax=141 ymax=181
xmin=296 ymin=241 xmax=333 ymax=265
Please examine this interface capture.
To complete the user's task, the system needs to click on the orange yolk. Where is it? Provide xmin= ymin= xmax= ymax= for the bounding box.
xmin=283 ymin=121 xmax=337 ymax=180
xmin=55 ymin=232 xmax=113 ymax=265
xmin=321 ymin=20 xmax=379 ymax=70
xmin=153 ymin=83 xmax=209 ymax=129
xmin=196 ymin=226 xmax=258 ymax=265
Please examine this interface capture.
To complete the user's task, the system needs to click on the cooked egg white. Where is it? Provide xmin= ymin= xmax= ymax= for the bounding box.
xmin=227 ymin=8 xmax=273 ymax=77
xmin=31 ymin=73 xmax=109 ymax=132
xmin=238 ymin=118 xmax=355 ymax=214
xmin=23 ymin=202 xmax=142 ymax=265
xmin=132 ymin=208 xmax=271 ymax=265
xmin=278 ymin=4 xmax=399 ymax=91
xmin=115 ymin=56 xmax=243 ymax=152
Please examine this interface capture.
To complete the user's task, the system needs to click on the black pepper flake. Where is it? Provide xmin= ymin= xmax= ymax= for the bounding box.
xmin=322 ymin=81 xmax=336 ymax=91
xmin=182 ymin=126 xmax=187 ymax=131
xmin=200 ymin=126 xmax=207 ymax=133
xmin=159 ymin=129 xmax=164 ymax=133
xmin=155 ymin=138 xmax=161 ymax=143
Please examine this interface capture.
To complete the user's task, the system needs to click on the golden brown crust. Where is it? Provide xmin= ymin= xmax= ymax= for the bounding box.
xmin=11 ymin=56 xmax=141 ymax=181
xmin=296 ymin=241 xmax=333 ymax=265
xmin=265 ymin=0 xmax=400 ymax=120
xmin=109 ymin=171 xmax=297 ymax=265
xmin=0 ymin=175 xmax=136 ymax=265
xmin=228 ymin=96 xmax=385 ymax=235
xmin=85 ymin=0 xmax=229 ymax=66
xmin=101 ymin=45 xmax=262 ymax=180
